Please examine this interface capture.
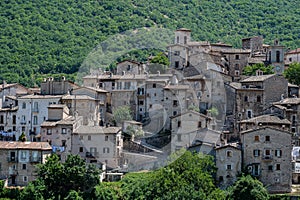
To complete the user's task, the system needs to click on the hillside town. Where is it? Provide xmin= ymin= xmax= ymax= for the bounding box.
xmin=1 ymin=28 xmax=300 ymax=194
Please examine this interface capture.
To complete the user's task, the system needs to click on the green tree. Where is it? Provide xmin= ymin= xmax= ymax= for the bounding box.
xmin=150 ymin=52 xmax=169 ymax=66
xmin=228 ymin=175 xmax=269 ymax=200
xmin=94 ymin=182 xmax=121 ymax=200
xmin=112 ymin=106 xmax=132 ymax=126
xmin=243 ymin=63 xmax=274 ymax=76
xmin=32 ymin=154 xmax=100 ymax=199
xmin=283 ymin=62 xmax=300 ymax=85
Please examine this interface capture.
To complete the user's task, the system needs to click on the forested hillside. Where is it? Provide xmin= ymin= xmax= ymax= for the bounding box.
xmin=1 ymin=0 xmax=300 ymax=86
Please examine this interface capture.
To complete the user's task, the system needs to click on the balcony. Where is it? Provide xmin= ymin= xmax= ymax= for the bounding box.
xmin=262 ymin=155 xmax=273 ymax=161
xmin=7 ymin=157 xmax=18 ymax=162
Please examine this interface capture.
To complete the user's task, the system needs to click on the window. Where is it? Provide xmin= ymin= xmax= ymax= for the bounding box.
xmin=257 ymin=96 xmax=261 ymax=102
xmin=21 ymin=151 xmax=27 ymax=160
xmin=33 ymin=102 xmax=38 ymax=111
xmin=265 ymin=149 xmax=271 ymax=156
xmin=184 ymin=36 xmax=187 ymax=44
xmin=22 ymin=102 xmax=26 ymax=109
xmin=153 ymin=83 xmax=156 ymax=88
xmin=173 ymin=111 xmax=177 ymax=116
xmin=253 ymin=164 xmax=260 ymax=176
xmin=12 ymin=115 xmax=16 ymax=124
xmin=80 ymin=135 xmax=83 ymax=140
xmin=22 ymin=164 xmax=26 ymax=170
xmin=33 ymin=116 xmax=38 ymax=125
xmin=47 ymin=129 xmax=52 ymax=135
xmin=105 ymin=135 xmax=109 ymax=141
xmin=79 ymin=147 xmax=83 ymax=152
xmin=23 ymin=176 xmax=28 ymax=182
xmin=62 ymin=128 xmax=66 ymax=134
xmin=268 ymin=165 xmax=273 ymax=171
xmin=235 ymin=70 xmax=240 ymax=76
xmin=90 ymin=147 xmax=97 ymax=157
xmin=227 ymin=151 xmax=233 ymax=157
xmin=276 ymin=50 xmax=280 ymax=62
xmin=227 ymin=165 xmax=232 ymax=170
xmin=198 ymin=121 xmax=202 ymax=128
xmin=173 ymin=100 xmax=178 ymax=107
xmin=265 ymin=136 xmax=270 ymax=142
xmin=177 ymin=121 xmax=181 ymax=128
xmin=235 ymin=55 xmax=240 ymax=60
xmin=175 ymin=61 xmax=179 ymax=68
xmin=103 ymin=147 xmax=110 ymax=153
xmin=62 ymin=140 xmax=66 ymax=147
xmin=88 ymin=135 xmax=91 ymax=140
xmin=254 ymin=135 xmax=259 ymax=142
xmin=244 ymin=96 xmax=248 ymax=102
xmin=139 ymin=101 xmax=144 ymax=105
xmin=276 ymin=164 xmax=281 ymax=171
xmin=174 ymin=51 xmax=180 ymax=56
xmin=177 ymin=134 xmax=181 ymax=141
xmin=253 ymin=149 xmax=260 ymax=157
xmin=0 ymin=116 xmax=3 ymax=124
xmin=275 ymin=150 xmax=282 ymax=157
xmin=247 ymin=110 xmax=252 ymax=119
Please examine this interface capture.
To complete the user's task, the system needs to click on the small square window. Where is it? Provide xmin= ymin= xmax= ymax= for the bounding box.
xmin=227 ymin=165 xmax=232 ymax=170
xmin=23 ymin=176 xmax=28 ymax=182
xmin=62 ymin=128 xmax=66 ymax=134
xmin=265 ymin=136 xmax=270 ymax=142
xmin=153 ymin=83 xmax=156 ymax=88
xmin=254 ymin=135 xmax=259 ymax=142
xmin=268 ymin=165 xmax=273 ymax=171
xmin=276 ymin=164 xmax=281 ymax=171
xmin=79 ymin=147 xmax=83 ymax=152
xmin=22 ymin=164 xmax=26 ymax=170
xmin=105 ymin=136 xmax=109 ymax=141
xmin=88 ymin=135 xmax=91 ymax=140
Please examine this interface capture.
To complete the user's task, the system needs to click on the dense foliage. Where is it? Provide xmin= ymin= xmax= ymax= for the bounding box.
xmin=227 ymin=175 xmax=269 ymax=200
xmin=19 ymin=154 xmax=100 ymax=200
xmin=1 ymin=0 xmax=300 ymax=86
xmin=243 ymin=63 xmax=275 ymax=76
xmin=283 ymin=62 xmax=300 ymax=85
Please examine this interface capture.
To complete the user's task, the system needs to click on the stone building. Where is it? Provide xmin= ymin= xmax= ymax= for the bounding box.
xmin=266 ymin=39 xmax=285 ymax=74
xmin=170 ymin=110 xmax=211 ymax=152
xmin=0 ymin=96 xmax=18 ymax=138
xmin=40 ymin=104 xmax=83 ymax=161
xmin=116 ymin=60 xmax=145 ymax=75
xmin=16 ymin=94 xmax=62 ymax=141
xmin=40 ymin=77 xmax=79 ymax=95
xmin=234 ymin=74 xmax=288 ymax=133
xmin=0 ymin=141 xmax=51 ymax=186
xmin=241 ymin=127 xmax=292 ymax=193
xmin=285 ymin=48 xmax=300 ymax=66
xmin=240 ymin=114 xmax=291 ymax=133
xmin=72 ymin=126 xmax=123 ymax=169
xmin=215 ymin=144 xmax=241 ymax=188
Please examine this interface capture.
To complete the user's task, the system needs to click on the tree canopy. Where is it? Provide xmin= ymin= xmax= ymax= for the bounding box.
xmin=242 ymin=63 xmax=274 ymax=76
xmin=20 ymin=154 xmax=100 ymax=200
xmin=227 ymin=175 xmax=269 ymax=200
xmin=283 ymin=62 xmax=300 ymax=85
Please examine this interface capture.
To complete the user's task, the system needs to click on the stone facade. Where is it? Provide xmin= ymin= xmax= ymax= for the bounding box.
xmin=72 ymin=126 xmax=123 ymax=169
xmin=215 ymin=144 xmax=241 ymax=188
xmin=16 ymin=95 xmax=62 ymax=141
xmin=0 ymin=141 xmax=51 ymax=186
xmin=241 ymin=127 xmax=292 ymax=193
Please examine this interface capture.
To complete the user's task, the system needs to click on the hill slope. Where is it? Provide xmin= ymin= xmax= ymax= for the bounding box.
xmin=1 ymin=0 xmax=300 ymax=86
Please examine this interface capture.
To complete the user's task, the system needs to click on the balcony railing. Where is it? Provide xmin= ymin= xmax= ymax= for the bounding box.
xmin=262 ymin=155 xmax=273 ymax=161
